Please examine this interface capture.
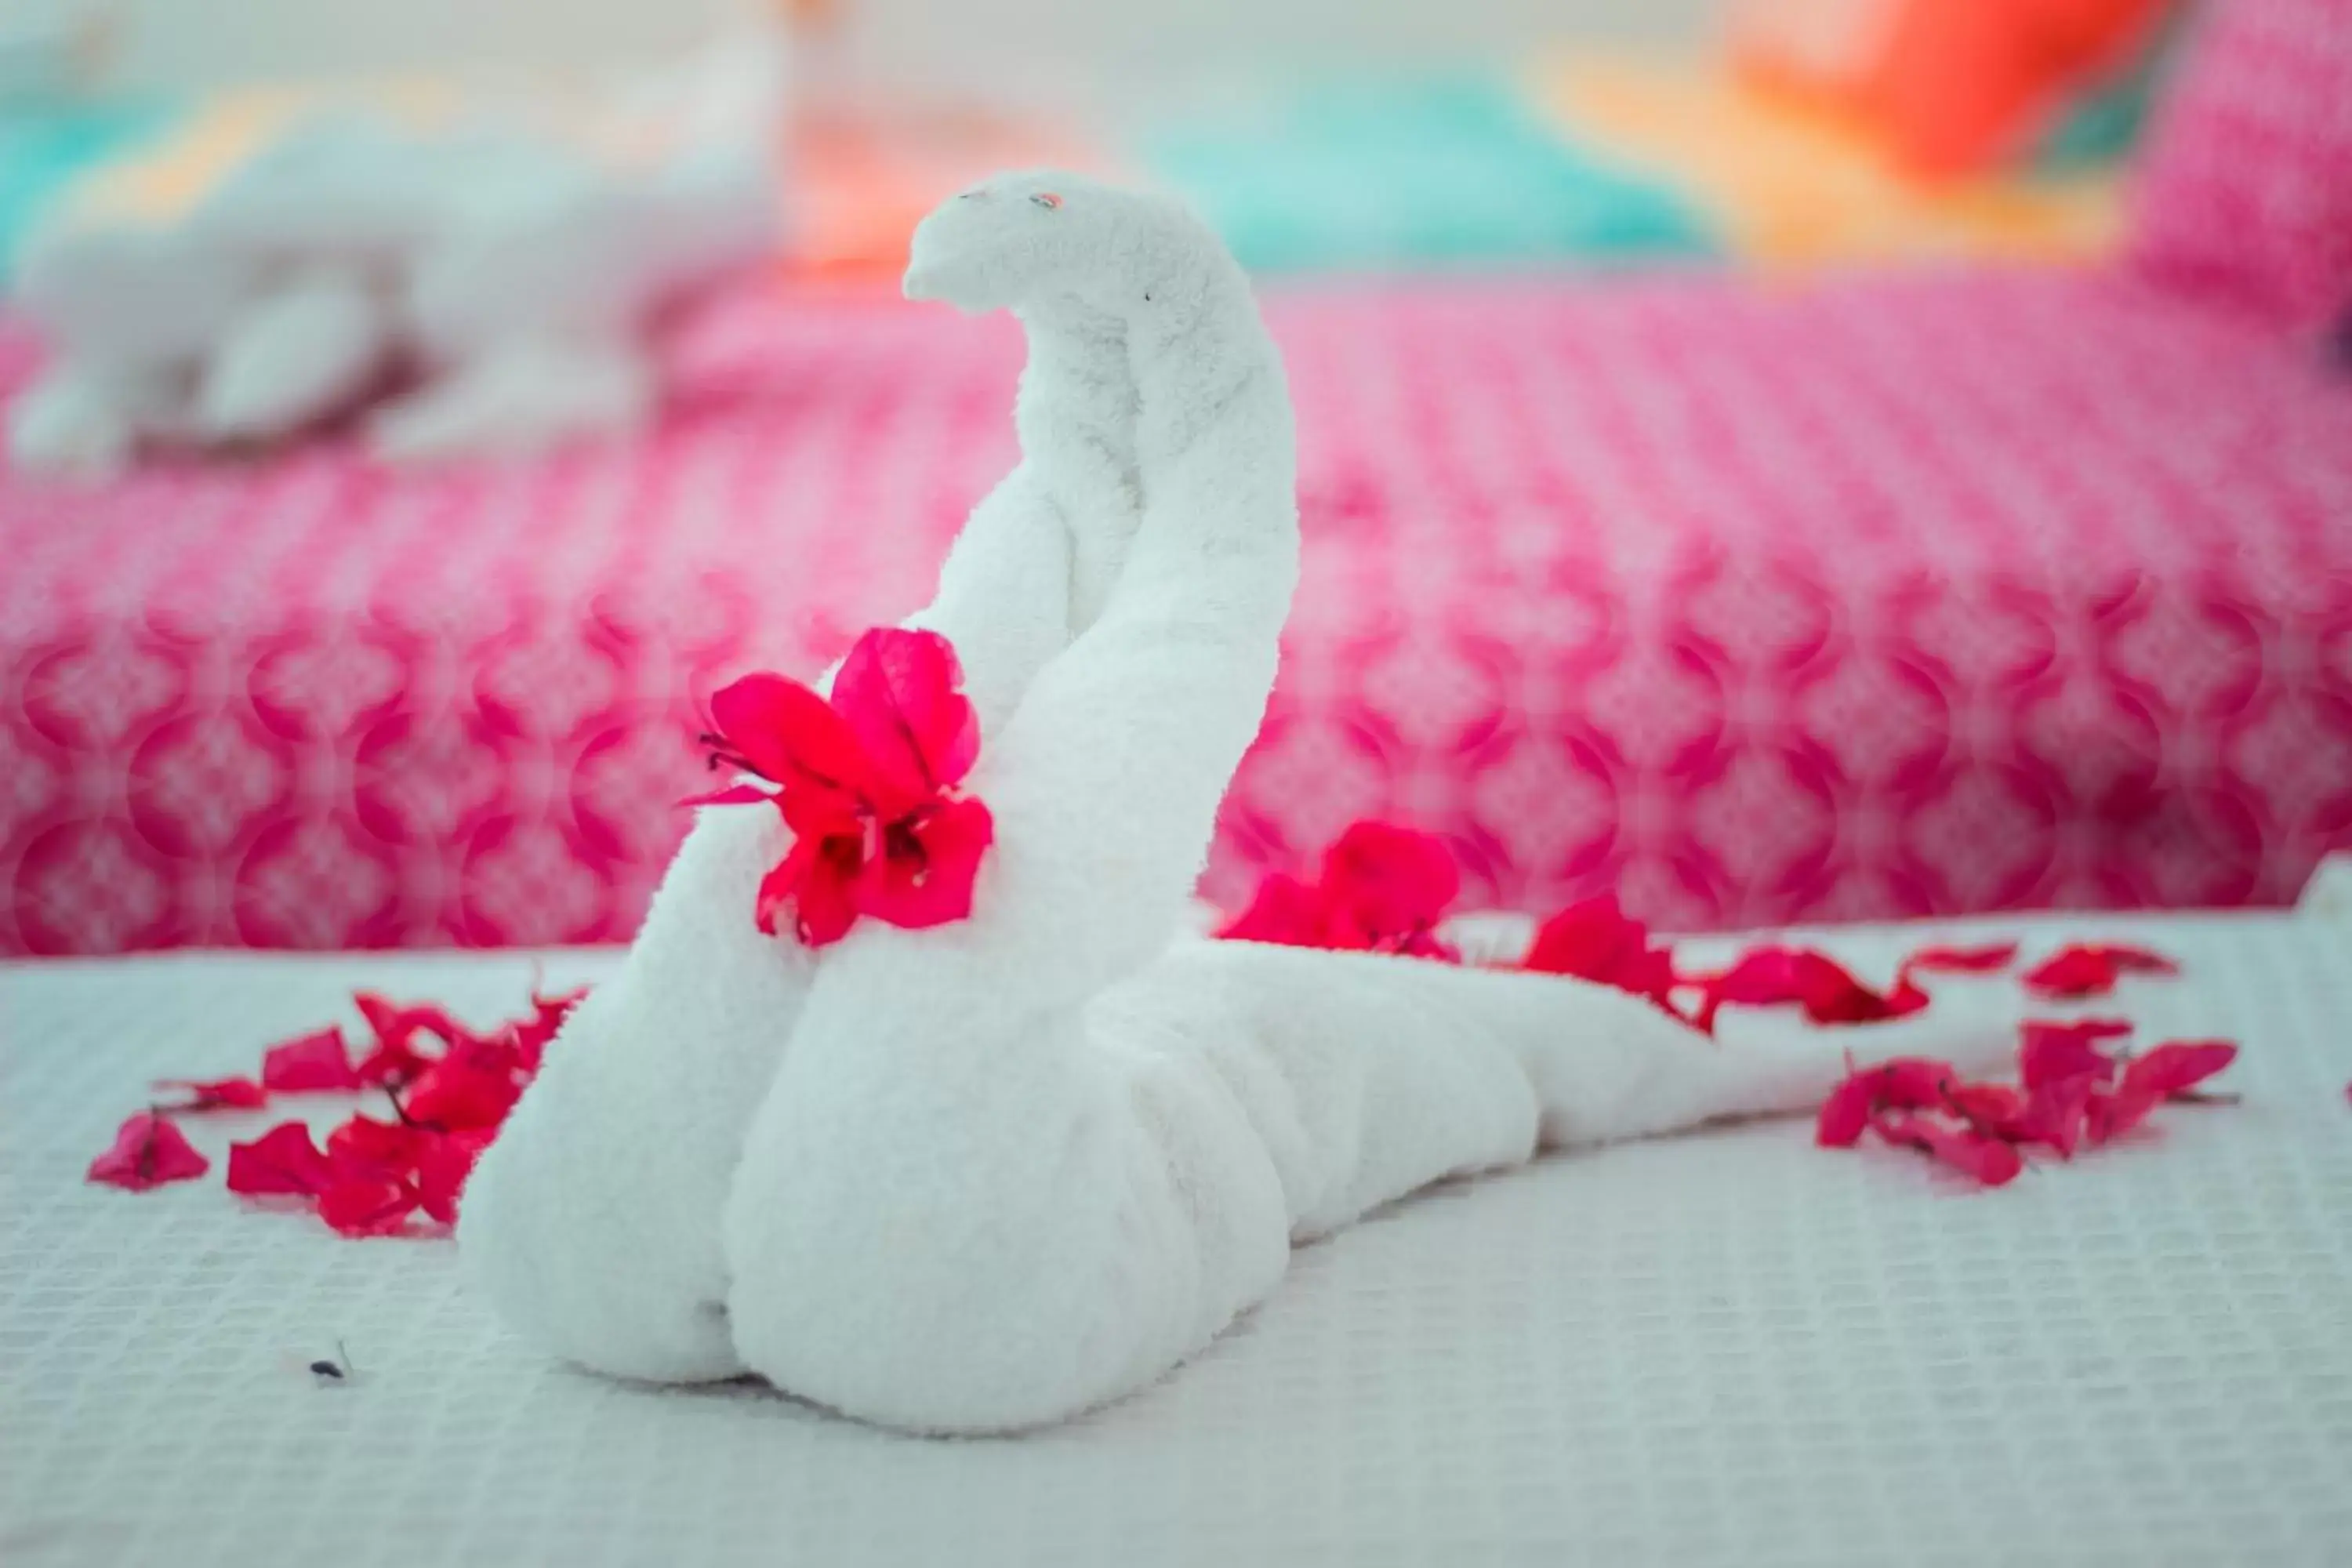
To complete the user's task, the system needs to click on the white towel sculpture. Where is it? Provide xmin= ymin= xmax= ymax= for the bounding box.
xmin=459 ymin=172 xmax=2022 ymax=1434
xmin=7 ymin=30 xmax=780 ymax=473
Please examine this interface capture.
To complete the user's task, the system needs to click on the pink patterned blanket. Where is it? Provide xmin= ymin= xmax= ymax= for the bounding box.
xmin=5 ymin=266 xmax=2350 ymax=954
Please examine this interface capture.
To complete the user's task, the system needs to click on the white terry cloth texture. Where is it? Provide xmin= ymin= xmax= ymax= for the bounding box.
xmin=465 ymin=172 xmax=2039 ymax=1434
xmin=4 ymin=25 xmax=782 ymax=473
xmin=456 ymin=170 xmax=1160 ymax=1389
xmin=5 ymin=914 xmax=2350 ymax=1566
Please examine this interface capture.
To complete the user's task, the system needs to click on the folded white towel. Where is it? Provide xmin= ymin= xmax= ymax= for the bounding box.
xmin=468 ymin=170 xmax=2030 ymax=1434
xmin=6 ymin=31 xmax=783 ymax=473
xmin=713 ymin=180 xmax=2024 ymax=1433
xmin=457 ymin=170 xmax=1160 ymax=1383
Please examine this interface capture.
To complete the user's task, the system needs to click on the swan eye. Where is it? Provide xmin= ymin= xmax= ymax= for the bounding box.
xmin=1031 ymin=192 xmax=1062 ymax=210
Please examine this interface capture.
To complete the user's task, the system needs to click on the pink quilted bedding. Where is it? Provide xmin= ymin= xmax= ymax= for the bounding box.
xmin=4 ymin=267 xmax=2350 ymax=954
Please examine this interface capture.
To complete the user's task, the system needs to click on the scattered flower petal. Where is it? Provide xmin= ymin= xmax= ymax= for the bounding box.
xmin=401 ymin=1060 xmax=521 ymax=1133
xmin=1216 ymin=872 xmax=1328 ymax=947
xmin=1319 ymin=822 xmax=1461 ymax=953
xmin=152 ymin=1076 xmax=269 ymax=1112
xmin=1523 ymin=895 xmax=1678 ymax=1013
xmin=1696 ymin=946 xmax=1926 ymax=1030
xmin=2085 ymin=1087 xmax=2162 ymax=1146
xmin=1870 ymin=1111 xmax=2025 ymax=1187
xmin=415 ymin=1128 xmax=495 ymax=1225
xmin=2000 ymin=1076 xmax=2097 ymax=1158
xmin=318 ymin=1176 xmax=420 ymax=1237
xmin=2018 ymin=1018 xmax=2131 ymax=1090
xmin=1942 ymin=1080 xmax=2026 ymax=1135
xmin=1217 ymin=822 xmax=1464 ymax=961
xmin=227 ymin=1122 xmax=336 ymax=1197
xmin=326 ymin=1114 xmax=434 ymax=1180
xmin=2021 ymin=943 xmax=2180 ymax=999
xmin=1815 ymin=1074 xmax=1876 ymax=1147
xmin=86 ymin=1112 xmax=210 ymax=1191
xmin=261 ymin=1026 xmax=361 ymax=1093
xmin=2121 ymin=1040 xmax=2238 ymax=1100
xmin=1899 ymin=941 xmax=2021 ymax=978
xmin=1815 ymin=1056 xmax=1960 ymax=1146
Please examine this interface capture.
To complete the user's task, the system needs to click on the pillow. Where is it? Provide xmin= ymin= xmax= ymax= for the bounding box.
xmin=2129 ymin=0 xmax=2352 ymax=330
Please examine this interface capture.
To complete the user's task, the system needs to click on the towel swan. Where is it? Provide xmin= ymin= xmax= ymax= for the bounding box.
xmin=456 ymin=172 xmax=1154 ymax=1384
xmin=463 ymin=172 xmax=2022 ymax=1430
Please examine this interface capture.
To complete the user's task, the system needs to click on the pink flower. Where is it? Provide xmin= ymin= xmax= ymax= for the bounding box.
xmin=151 ymin=1076 xmax=269 ymax=1112
xmin=1522 ymin=895 xmax=1680 ymax=1014
xmin=1693 ymin=946 xmax=1927 ymax=1031
xmin=260 ymin=1026 xmax=361 ymax=1093
xmin=1218 ymin=821 xmax=1463 ymax=962
xmin=1869 ymin=1112 xmax=2025 ymax=1188
xmin=1814 ymin=1058 xmax=1961 ymax=1147
xmin=87 ymin=1112 xmax=210 ymax=1191
xmin=2020 ymin=943 xmax=2179 ymax=1000
xmin=227 ymin=1122 xmax=336 ymax=1197
xmin=1898 ymin=942 xmax=2020 ymax=981
xmin=2017 ymin=1018 xmax=2132 ymax=1091
xmin=698 ymin=629 xmax=993 ymax=947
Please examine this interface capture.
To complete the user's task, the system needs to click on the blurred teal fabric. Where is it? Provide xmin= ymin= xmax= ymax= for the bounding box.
xmin=1138 ymin=75 xmax=1719 ymax=272
xmin=0 ymin=100 xmax=170 ymax=280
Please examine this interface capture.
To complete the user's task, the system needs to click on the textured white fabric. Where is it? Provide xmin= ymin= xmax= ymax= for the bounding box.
xmin=5 ymin=911 xmax=2350 ymax=1565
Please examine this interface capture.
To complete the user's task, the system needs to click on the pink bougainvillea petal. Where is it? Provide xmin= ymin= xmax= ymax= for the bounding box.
xmin=1525 ymin=895 xmax=1681 ymax=1012
xmin=831 ymin=628 xmax=982 ymax=814
xmin=1697 ymin=946 xmax=1920 ymax=1029
xmin=678 ymin=781 xmax=776 ymax=809
xmin=709 ymin=671 xmax=872 ymax=807
xmin=1815 ymin=1074 xmax=1876 ymax=1147
xmin=511 ymin=985 xmax=585 ymax=1073
xmin=2003 ymin=1075 xmax=2096 ymax=1158
xmin=1870 ymin=1111 xmax=2025 ymax=1187
xmin=415 ymin=1128 xmax=495 ymax=1226
xmin=767 ymin=832 xmax=862 ymax=946
xmin=2021 ymin=942 xmax=2180 ymax=999
xmin=1943 ymin=1080 xmax=2027 ymax=1136
xmin=2017 ymin=1018 xmax=2131 ymax=1090
xmin=1814 ymin=1058 xmax=1959 ymax=1145
xmin=227 ymin=1121 xmax=336 ymax=1197
xmin=99 ymin=978 xmax=588 ymax=1237
xmin=326 ymin=1114 xmax=433 ymax=1181
xmin=1215 ymin=873 xmax=1330 ymax=947
xmin=318 ymin=1175 xmax=420 ymax=1237
xmin=1875 ymin=1057 xmax=1960 ymax=1109
xmin=2085 ymin=1087 xmax=2162 ymax=1147
xmin=152 ymin=1076 xmax=269 ymax=1112
xmin=401 ymin=1061 xmax=521 ymax=1133
xmin=857 ymin=796 xmax=995 ymax=931
xmin=2122 ymin=1040 xmax=2239 ymax=1100
xmin=1218 ymin=822 xmax=1464 ymax=962
xmin=1319 ymin=822 xmax=1460 ymax=942
xmin=260 ymin=1026 xmax=361 ymax=1093
xmin=1899 ymin=941 xmax=2020 ymax=978
xmin=86 ymin=1112 xmax=210 ymax=1191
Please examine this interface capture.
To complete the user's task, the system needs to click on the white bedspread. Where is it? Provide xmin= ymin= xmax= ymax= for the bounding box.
xmin=4 ymin=913 xmax=2349 ymax=1566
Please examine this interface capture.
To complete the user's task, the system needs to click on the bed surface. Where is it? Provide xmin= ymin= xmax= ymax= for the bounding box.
xmin=5 ymin=908 xmax=2350 ymax=1566
xmin=9 ymin=264 xmax=2352 ymax=956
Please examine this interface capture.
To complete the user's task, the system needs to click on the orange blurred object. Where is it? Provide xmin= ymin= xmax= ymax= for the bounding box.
xmin=1731 ymin=0 xmax=2174 ymax=181
xmin=1864 ymin=0 xmax=2172 ymax=179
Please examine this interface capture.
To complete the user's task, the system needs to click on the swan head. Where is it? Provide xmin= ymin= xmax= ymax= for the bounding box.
xmin=903 ymin=170 xmax=1210 ymax=316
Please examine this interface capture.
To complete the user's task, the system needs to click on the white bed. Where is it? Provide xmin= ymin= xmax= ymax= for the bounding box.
xmin=4 ymin=910 xmax=2349 ymax=1566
